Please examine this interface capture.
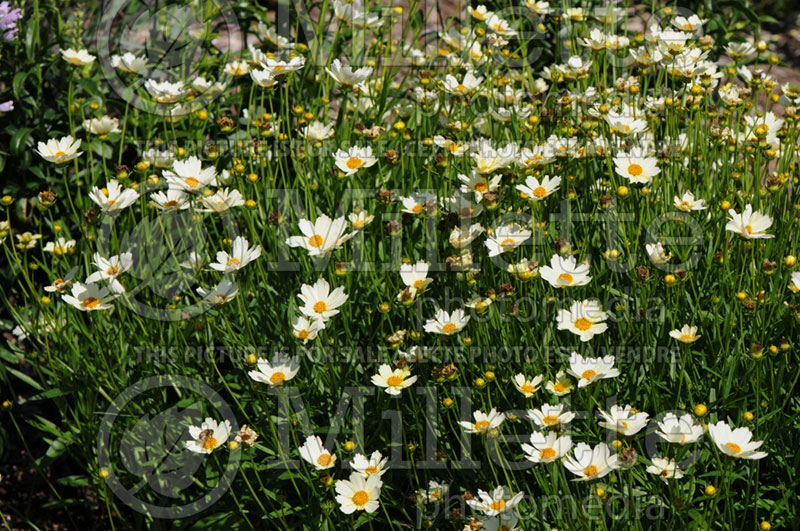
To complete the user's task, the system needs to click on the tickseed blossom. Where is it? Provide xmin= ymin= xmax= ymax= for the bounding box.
xmin=512 ymin=373 xmax=543 ymax=398
xmin=556 ymin=299 xmax=608 ymax=341
xmin=597 ymin=404 xmax=650 ymax=436
xmin=485 ymin=223 xmax=531 ymax=257
xmin=86 ymin=251 xmax=133 ymax=290
xmin=646 ymin=457 xmax=684 ymax=483
xmin=467 ymin=486 xmax=524 ymax=517
xmin=326 ymin=58 xmax=373 ymax=86
xmin=37 ymin=136 xmax=83 ymax=164
xmin=299 ymin=435 xmax=337 ymax=470
xmin=350 ymin=450 xmax=389 ymax=478
xmin=527 ymin=403 xmax=576 ymax=428
xmin=674 ymin=191 xmax=707 ymax=212
xmin=567 ymin=352 xmax=620 ymax=387
xmin=398 ymin=260 xmax=432 ymax=299
xmin=669 ymin=324 xmax=701 ymax=344
xmin=708 ymin=421 xmax=768 ymax=459
xmin=459 ymin=408 xmax=505 ymax=435
xmin=286 ymin=212 xmax=354 ymax=257
xmin=60 ymin=48 xmax=95 ymax=66
xmin=186 ymin=418 xmax=231 ymax=454
xmin=371 ymin=364 xmax=417 ymax=395
xmin=149 ymin=189 xmax=190 ymax=212
xmin=110 ymin=52 xmax=146 ymax=74
xmin=545 ymin=370 xmax=574 ymax=396
xmin=564 ymin=442 xmax=619 ymax=481
xmin=248 ymin=355 xmax=299 ymax=386
xmin=88 ymin=180 xmax=140 ymax=214
xmin=333 ymin=145 xmax=377 ymax=176
xmin=334 ymin=472 xmax=382 ymax=514
xmin=62 ymin=281 xmax=120 ymax=311
xmin=163 ymin=156 xmax=217 ymax=191
xmin=613 ymin=153 xmax=660 ymax=184
xmin=196 ymin=278 xmax=238 ymax=305
xmin=298 ymin=278 xmax=348 ymax=323
xmin=209 ymin=236 xmax=261 ymax=273
xmin=656 ymin=413 xmax=704 ymax=445
xmin=646 ymin=242 xmax=672 ymax=265
xmin=516 ymin=174 xmax=561 ymax=201
xmin=540 ymin=254 xmax=591 ymax=288
xmin=83 ymin=116 xmax=121 ymax=136
xmin=522 ymin=432 xmax=572 ymax=464
xmin=43 ymin=237 xmax=76 ymax=255
xmin=726 ymin=204 xmax=774 ymax=239
xmin=423 ymin=308 xmax=470 ymax=335
xmin=291 ymin=316 xmax=323 ymax=344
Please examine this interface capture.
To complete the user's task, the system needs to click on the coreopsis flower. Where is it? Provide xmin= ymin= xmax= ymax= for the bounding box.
xmin=467 ymin=4 xmax=492 ymax=21
xmin=249 ymin=68 xmax=278 ymax=88
xmin=433 ymin=135 xmax=469 ymax=155
xmin=471 ymin=140 xmax=514 ymax=174
xmin=209 ymin=236 xmax=261 ymax=273
xmin=149 ymin=189 xmax=191 ymax=212
xmin=605 ymin=111 xmax=648 ymax=135
xmin=674 ymin=191 xmax=707 ymax=212
xmin=726 ymin=40 xmax=755 ymax=59
xmin=299 ymin=435 xmax=337 ymax=470
xmin=790 ymin=272 xmax=800 ymax=293
xmin=333 ymin=146 xmax=377 ymax=176
xmin=44 ymin=267 xmax=78 ymax=294
xmin=180 ymin=251 xmax=206 ymax=272
xmin=326 ymin=58 xmax=373 ymax=85
xmin=522 ymin=432 xmax=572 ymax=464
xmin=708 ymin=421 xmax=767 ymax=459
xmin=199 ymin=188 xmax=244 ymax=213
xmin=540 ymin=254 xmax=591 ymax=288
xmin=441 ymin=70 xmax=483 ymax=95
xmin=512 ymin=374 xmax=544 ymax=399
xmin=656 ymin=413 xmax=704 ymax=444
xmin=400 ymin=193 xmax=434 ymax=215
xmin=83 ymin=116 xmax=121 ymax=136
xmin=468 ymin=487 xmax=524 ymax=518
xmin=197 ymin=278 xmax=238 ymax=305
xmin=646 ymin=458 xmax=684 ymax=483
xmin=423 ymin=308 xmax=470 ymax=335
xmin=449 ymin=223 xmax=484 ymax=249
xmin=348 ymin=210 xmax=374 ymax=230
xmin=556 ymin=299 xmax=608 ymax=342
xmin=60 ymin=48 xmax=95 ymax=66
xmin=545 ymin=371 xmax=574 ymax=396
xmin=285 ymin=213 xmax=354 ymax=257
xmin=507 ymin=258 xmax=539 ymax=281
xmin=459 ymin=408 xmax=505 ymax=434
xmin=298 ymin=278 xmax=348 ymax=322
xmin=669 ymin=325 xmax=700 ymax=344
xmin=110 ymin=52 xmax=146 ymax=73
xmin=37 ymin=135 xmax=83 ymax=164
xmin=613 ymin=153 xmax=660 ymax=184
xmin=417 ymin=480 xmax=449 ymax=504
xmin=371 ymin=364 xmax=417 ymax=395
xmin=163 ymin=156 xmax=217 ymax=191
xmin=248 ymin=354 xmax=299 ymax=386
xmin=657 ymin=29 xmax=691 ymax=54
xmin=564 ymin=443 xmax=619 ymax=481
xmin=291 ymin=316 xmax=323 ymax=344
xmin=43 ymin=238 xmax=76 ymax=255
xmin=235 ymin=425 xmax=259 ymax=447
xmin=89 ymin=180 xmax=140 ymax=214
xmin=351 ymin=451 xmax=389 ymax=478
xmin=525 ymin=0 xmax=552 ymax=15
xmin=465 ymin=295 xmax=492 ymax=313
xmin=334 ymin=472 xmax=382 ymax=514
xmin=458 ymin=172 xmax=502 ymax=203
xmin=186 ymin=418 xmax=231 ymax=454
xmin=86 ymin=251 xmax=133 ymax=290
xmin=224 ymin=60 xmax=250 ymax=77
xmin=302 ymin=121 xmax=335 ymax=142
xmin=516 ymin=175 xmax=561 ymax=201
xmin=597 ymin=405 xmax=649 ymax=436
xmin=567 ymin=352 xmax=620 ymax=387
xmin=260 ymin=56 xmax=305 ymax=76
xmin=527 ymin=403 xmax=576 ymax=428
xmin=144 ymin=79 xmax=189 ymax=103
xmin=399 ymin=261 xmax=432 ymax=295
xmin=645 ymin=242 xmax=672 ymax=265
xmin=485 ymin=223 xmax=531 ymax=257
xmin=672 ymin=14 xmax=704 ymax=32
xmin=486 ymin=14 xmax=515 ymax=37
xmin=62 ymin=281 xmax=120 ymax=311
xmin=15 ymin=232 xmax=41 ymax=250
xmin=726 ymin=205 xmax=774 ymax=239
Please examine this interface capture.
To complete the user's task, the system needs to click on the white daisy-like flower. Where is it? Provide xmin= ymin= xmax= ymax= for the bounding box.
xmin=708 ymin=421 xmax=768 ymax=459
xmin=60 ymin=48 xmax=95 ymax=66
xmin=149 ymin=189 xmax=191 ymax=212
xmin=656 ymin=413 xmax=704 ymax=445
xmin=333 ymin=146 xmax=377 ymax=176
xmin=563 ymin=442 xmax=619 ymax=481
xmin=285 ymin=213 xmax=354 ymax=257
xmin=725 ymin=204 xmax=774 ymax=239
xmin=291 ymin=315 xmax=323 ymax=344
xmin=449 ymin=223 xmax=484 ymax=249
xmin=88 ymin=179 xmax=140 ymax=214
xmin=399 ymin=261 xmax=432 ymax=294
xmin=371 ymin=364 xmax=418 ymax=395
xmin=36 ymin=136 xmax=83 ymax=164
xmin=645 ymin=242 xmax=672 ymax=265
xmin=567 ymin=352 xmax=620 ymax=387
xmin=433 ymin=135 xmax=469 ymax=156
xmin=673 ymin=191 xmax=707 ymax=212
xmin=248 ymin=355 xmax=300 ymax=386
xmin=467 ymin=486 xmax=524 ymax=516
xmin=521 ymin=432 xmax=572 ymax=464
xmin=556 ymin=299 xmax=608 ymax=342
xmin=540 ymin=254 xmax=591 ymax=288
xmin=441 ymin=70 xmax=483 ymax=96
xmin=545 ymin=370 xmax=574 ymax=396
xmin=458 ymin=408 xmax=505 ymax=434
xmin=485 ymin=223 xmax=531 ymax=257
xmin=209 ymin=236 xmax=261 ymax=273
xmin=196 ymin=278 xmax=239 ymax=305
xmin=249 ymin=68 xmax=278 ymax=88
xmin=334 ymin=472 xmax=382 ymax=514
xmin=86 ymin=251 xmax=133 ymax=289
xmin=458 ymin=172 xmax=502 ymax=203
xmin=83 ymin=116 xmax=121 ymax=136
xmin=646 ymin=457 xmax=684 ymax=483
xmin=62 ymin=281 xmax=120 ymax=311
xmin=110 ymin=52 xmax=146 ymax=74
xmin=163 ymin=156 xmax=217 ymax=191
xmin=423 ymin=308 xmax=470 ymax=335
xmin=527 ymin=403 xmax=576 ymax=428
xmin=511 ymin=374 xmax=543 ymax=399
xmin=516 ymin=174 xmax=561 ymax=201
xmin=199 ymin=188 xmax=245 ymax=213
xmin=260 ymin=56 xmax=305 ymax=76
xmin=613 ymin=154 xmax=660 ymax=184
xmin=224 ymin=60 xmax=250 ymax=77
xmin=669 ymin=324 xmax=700 ymax=344
xmin=298 ymin=278 xmax=348 ymax=323
xmin=186 ymin=418 xmax=231 ymax=454
xmin=144 ymin=79 xmax=189 ymax=104
xmin=302 ymin=121 xmax=335 ymax=142
xmin=43 ymin=237 xmax=76 ymax=255
xmin=790 ymin=271 xmax=800 ymax=293
xmin=351 ymin=450 xmax=389 ymax=478
xmin=326 ymin=58 xmax=373 ymax=85
xmin=597 ymin=404 xmax=649 ymax=436
xmin=348 ymin=210 xmax=374 ymax=230
xmin=299 ymin=434 xmax=337 ymax=470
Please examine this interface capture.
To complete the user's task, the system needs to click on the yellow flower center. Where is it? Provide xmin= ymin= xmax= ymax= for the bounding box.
xmin=346 ymin=157 xmax=363 ymax=169
xmin=297 ymin=329 xmax=309 ymax=340
xmin=165 ymin=200 xmax=178 ymax=207
xmin=308 ymin=234 xmax=324 ymax=247
xmin=270 ymin=371 xmax=286 ymax=384
xmin=386 ymin=375 xmax=404 ymax=387
xmin=456 ymin=84 xmax=467 ymax=92
xmin=745 ymin=225 xmax=753 ymax=234
xmin=540 ymin=447 xmax=556 ymax=459
xmin=490 ymin=499 xmax=506 ymax=511
xmin=533 ymin=186 xmax=547 ymax=198
xmin=412 ymin=204 xmax=424 ymax=213
xmin=364 ymin=465 xmax=379 ymax=475
xmin=447 ymin=142 xmax=460 ymax=153
xmin=581 ymin=369 xmax=598 ymax=380
xmin=680 ymin=334 xmax=694 ymax=341
xmin=574 ymin=317 xmax=592 ymax=331
xmin=184 ymin=177 xmax=200 ymax=187
xmin=584 ymin=465 xmax=599 ymax=476
xmin=107 ymin=266 xmax=119 ymax=275
xmin=558 ymin=272 xmax=573 ymax=285
xmin=202 ymin=436 xmax=218 ymax=451
xmin=542 ymin=415 xmax=559 ymax=425
xmin=352 ymin=490 xmax=369 ymax=506
xmin=521 ymin=383 xmax=535 ymax=394
xmin=55 ymin=151 xmax=66 ymax=158
xmin=107 ymin=199 xmax=117 ymax=206
xmin=628 ymin=164 xmax=643 ymax=176
xmin=227 ymin=257 xmax=240 ymax=266
xmin=413 ymin=279 xmax=425 ymax=289
xmin=442 ymin=323 xmax=457 ymax=334
xmin=500 ymin=238 xmax=517 ymax=249
xmin=725 ymin=442 xmax=742 ymax=455
xmin=273 ymin=65 xmax=284 ymax=72
xmin=552 ymin=382 xmax=567 ymax=393
xmin=474 ymin=182 xmax=488 ymax=193
xmin=474 ymin=419 xmax=490 ymax=430
xmin=313 ymin=301 xmax=327 ymax=314
xmin=82 ymin=297 xmax=100 ymax=309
